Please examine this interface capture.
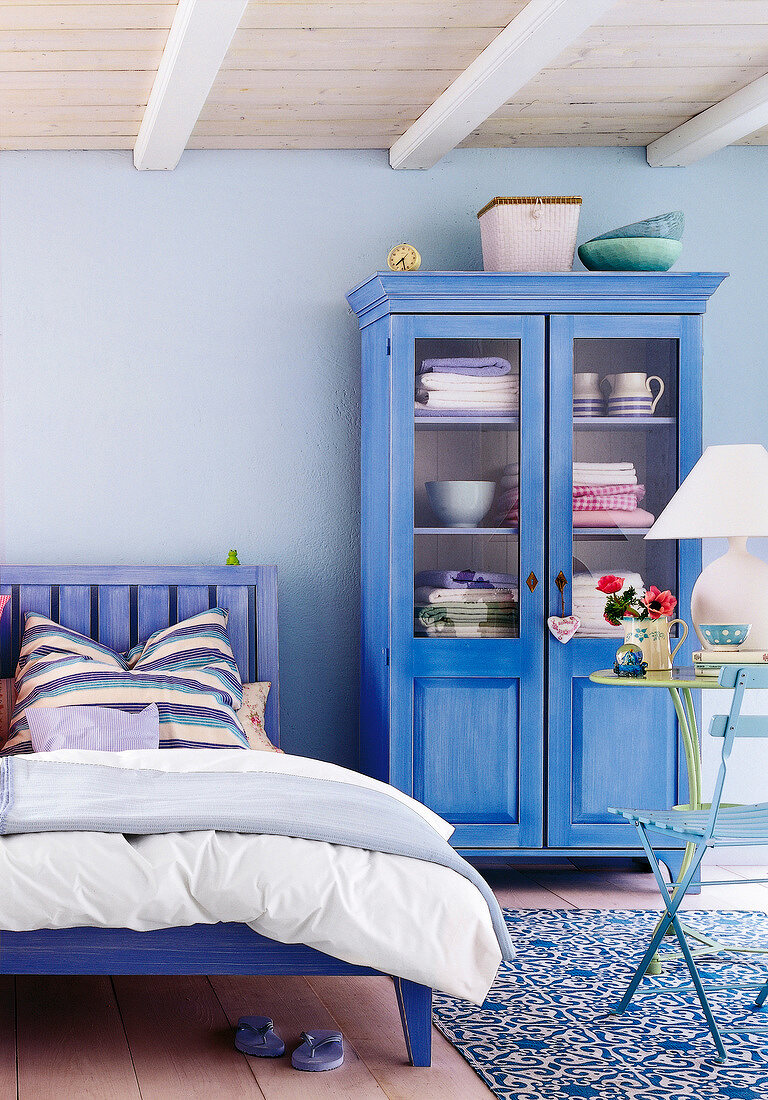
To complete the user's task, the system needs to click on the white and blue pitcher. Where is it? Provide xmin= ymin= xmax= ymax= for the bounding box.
xmin=602 ymin=373 xmax=664 ymax=417
xmin=623 ymin=615 xmax=688 ymax=671
xmin=573 ymin=372 xmax=604 ymax=417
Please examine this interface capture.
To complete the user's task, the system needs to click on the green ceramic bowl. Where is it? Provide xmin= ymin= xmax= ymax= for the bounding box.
xmin=578 ymin=237 xmax=683 ymax=272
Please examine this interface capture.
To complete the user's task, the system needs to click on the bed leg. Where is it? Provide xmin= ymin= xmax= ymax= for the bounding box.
xmin=393 ymin=977 xmax=432 ymax=1066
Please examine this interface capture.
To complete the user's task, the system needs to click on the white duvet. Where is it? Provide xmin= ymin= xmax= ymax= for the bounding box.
xmin=0 ymin=749 xmax=502 ymax=1002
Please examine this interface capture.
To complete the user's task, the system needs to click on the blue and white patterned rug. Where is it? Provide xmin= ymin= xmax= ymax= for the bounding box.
xmin=432 ymin=909 xmax=768 ymax=1099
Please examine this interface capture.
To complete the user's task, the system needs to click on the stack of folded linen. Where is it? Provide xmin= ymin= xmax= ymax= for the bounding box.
xmin=572 ymin=462 xmax=655 ymax=528
xmin=497 ymin=462 xmax=519 ymax=526
xmin=414 ymin=569 xmax=519 ymax=637
xmin=415 ymin=357 xmax=519 ymax=415
xmin=572 ymin=571 xmax=645 ymax=637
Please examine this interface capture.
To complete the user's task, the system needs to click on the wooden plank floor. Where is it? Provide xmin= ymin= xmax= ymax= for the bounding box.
xmin=4 ymin=864 xmax=767 ymax=1099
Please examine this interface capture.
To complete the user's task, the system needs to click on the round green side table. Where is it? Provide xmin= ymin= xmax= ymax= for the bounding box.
xmin=590 ymin=666 xmax=735 ymax=973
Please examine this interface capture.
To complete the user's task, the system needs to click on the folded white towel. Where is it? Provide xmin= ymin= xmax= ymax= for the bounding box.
xmin=414 ymin=587 xmax=518 ymax=606
xmin=577 ymin=617 xmax=622 ymax=625
xmin=573 ymin=462 xmax=635 ymax=471
xmin=418 ymin=394 xmax=519 ymax=409
xmin=572 ymin=468 xmax=635 ymax=476
xmin=573 ymin=473 xmax=638 ymax=486
xmin=418 ymin=375 xmax=519 ymax=393
xmin=576 ymin=627 xmax=624 ymax=637
xmin=572 ymin=571 xmax=643 ymax=588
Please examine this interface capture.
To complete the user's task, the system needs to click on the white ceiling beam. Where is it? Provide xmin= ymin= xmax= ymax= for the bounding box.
xmin=647 ymin=72 xmax=768 ymax=167
xmin=389 ymin=0 xmax=617 ymax=170
xmin=134 ymin=0 xmax=248 ymax=171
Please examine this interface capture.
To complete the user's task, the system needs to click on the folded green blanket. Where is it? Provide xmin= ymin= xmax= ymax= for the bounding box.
xmin=417 ymin=604 xmax=519 ymax=628
xmin=416 ymin=624 xmax=517 ymax=638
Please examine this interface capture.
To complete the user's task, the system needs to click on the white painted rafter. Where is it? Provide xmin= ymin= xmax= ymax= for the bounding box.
xmin=647 ymin=71 xmax=768 ymax=167
xmin=134 ymin=0 xmax=249 ymax=171
xmin=389 ymin=0 xmax=618 ymax=170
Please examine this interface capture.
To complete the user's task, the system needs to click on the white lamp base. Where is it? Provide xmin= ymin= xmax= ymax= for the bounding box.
xmin=691 ymin=536 xmax=768 ymax=650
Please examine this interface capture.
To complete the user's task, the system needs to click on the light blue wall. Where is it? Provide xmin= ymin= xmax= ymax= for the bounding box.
xmin=0 ymin=146 xmax=766 ymax=768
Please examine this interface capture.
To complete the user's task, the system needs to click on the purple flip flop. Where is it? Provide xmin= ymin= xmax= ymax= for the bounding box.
xmin=234 ymin=1016 xmax=286 ymax=1057
xmin=291 ymin=1030 xmax=344 ymax=1071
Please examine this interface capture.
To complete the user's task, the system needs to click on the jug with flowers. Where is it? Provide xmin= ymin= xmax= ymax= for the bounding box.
xmin=597 ymin=575 xmax=687 ymax=672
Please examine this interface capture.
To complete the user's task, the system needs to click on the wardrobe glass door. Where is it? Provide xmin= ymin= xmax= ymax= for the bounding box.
xmin=570 ymin=337 xmax=678 ymax=632
xmin=547 ymin=314 xmax=701 ymax=850
xmin=391 ymin=313 xmax=545 ymax=851
xmin=414 ymin=334 xmax=521 ymax=641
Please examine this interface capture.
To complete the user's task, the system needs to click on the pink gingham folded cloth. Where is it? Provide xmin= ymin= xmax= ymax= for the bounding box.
xmin=572 ymin=483 xmax=644 ymax=498
xmin=572 ymin=507 xmax=655 ymax=528
xmin=572 ymin=484 xmax=645 ymax=512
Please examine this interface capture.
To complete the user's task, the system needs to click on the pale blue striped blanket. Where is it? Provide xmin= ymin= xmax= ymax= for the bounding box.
xmin=0 ymin=758 xmax=514 ymax=961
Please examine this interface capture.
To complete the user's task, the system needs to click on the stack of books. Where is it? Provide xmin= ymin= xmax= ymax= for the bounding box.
xmin=693 ymin=650 xmax=768 ymax=678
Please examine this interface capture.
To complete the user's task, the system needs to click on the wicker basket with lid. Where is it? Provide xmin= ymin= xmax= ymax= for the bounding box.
xmin=477 ymin=196 xmax=582 ymax=272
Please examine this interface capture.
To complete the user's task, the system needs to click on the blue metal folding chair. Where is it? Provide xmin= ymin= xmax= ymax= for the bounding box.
xmin=609 ymin=664 xmax=768 ymax=1062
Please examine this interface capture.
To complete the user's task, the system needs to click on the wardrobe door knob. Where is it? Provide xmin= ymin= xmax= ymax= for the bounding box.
xmin=526 ymin=572 xmax=538 ymax=592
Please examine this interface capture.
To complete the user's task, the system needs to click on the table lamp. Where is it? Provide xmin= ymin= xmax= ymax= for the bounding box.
xmin=645 ymin=444 xmax=768 ymax=649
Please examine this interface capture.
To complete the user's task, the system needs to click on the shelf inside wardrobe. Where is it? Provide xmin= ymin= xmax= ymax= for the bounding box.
xmin=573 ymin=528 xmax=652 ymax=539
xmin=415 ymin=415 xmax=519 ymax=430
xmin=415 ymin=527 xmax=518 ymax=536
xmin=573 ymin=416 xmax=675 ymax=429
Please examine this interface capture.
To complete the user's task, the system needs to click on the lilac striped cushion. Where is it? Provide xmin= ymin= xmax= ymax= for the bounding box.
xmin=26 ymin=703 xmax=160 ymax=753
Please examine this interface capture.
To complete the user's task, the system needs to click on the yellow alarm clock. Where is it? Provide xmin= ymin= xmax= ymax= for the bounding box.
xmin=387 ymin=243 xmax=421 ymax=272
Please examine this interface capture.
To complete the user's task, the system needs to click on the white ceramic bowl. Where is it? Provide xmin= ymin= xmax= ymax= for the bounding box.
xmin=425 ymin=480 xmax=496 ymax=528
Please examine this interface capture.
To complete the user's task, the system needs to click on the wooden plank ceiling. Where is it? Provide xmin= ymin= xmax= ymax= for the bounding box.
xmin=1 ymin=0 xmax=768 ymax=152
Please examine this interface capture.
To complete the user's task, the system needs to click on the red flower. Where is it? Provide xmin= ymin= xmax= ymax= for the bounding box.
xmin=642 ymin=586 xmax=677 ymax=619
xmin=597 ymin=574 xmax=625 ymax=594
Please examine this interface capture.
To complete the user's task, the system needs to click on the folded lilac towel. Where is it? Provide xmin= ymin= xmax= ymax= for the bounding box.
xmin=418 ymin=357 xmax=512 ymax=377
xmin=415 ymin=569 xmax=518 ymax=591
xmin=27 ymin=703 xmax=161 ymax=753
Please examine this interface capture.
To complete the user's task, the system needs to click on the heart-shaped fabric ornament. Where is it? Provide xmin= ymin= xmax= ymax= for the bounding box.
xmin=547 ymin=615 xmax=580 ymax=643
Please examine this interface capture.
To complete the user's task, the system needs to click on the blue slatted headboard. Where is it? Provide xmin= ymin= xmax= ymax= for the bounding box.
xmin=0 ymin=566 xmax=280 ymax=746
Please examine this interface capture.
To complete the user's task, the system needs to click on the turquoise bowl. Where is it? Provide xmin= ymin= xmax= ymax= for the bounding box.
xmin=578 ymin=237 xmax=682 ymax=272
xmin=699 ymin=623 xmax=752 ymax=648
xmin=592 ymin=210 xmax=684 ymax=242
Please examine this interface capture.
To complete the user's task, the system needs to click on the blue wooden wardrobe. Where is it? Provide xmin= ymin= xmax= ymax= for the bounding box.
xmin=347 ymin=273 xmax=725 ymax=870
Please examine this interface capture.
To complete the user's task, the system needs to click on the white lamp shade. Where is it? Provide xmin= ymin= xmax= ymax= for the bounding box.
xmin=645 ymin=444 xmax=768 ymax=539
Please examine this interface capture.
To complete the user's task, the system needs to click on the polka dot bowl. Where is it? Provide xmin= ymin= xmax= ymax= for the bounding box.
xmin=699 ymin=623 xmax=752 ymax=650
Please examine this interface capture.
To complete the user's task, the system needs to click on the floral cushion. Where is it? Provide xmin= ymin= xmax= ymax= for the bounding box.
xmin=236 ymin=682 xmax=280 ymax=752
xmin=0 ymin=678 xmax=15 ymax=749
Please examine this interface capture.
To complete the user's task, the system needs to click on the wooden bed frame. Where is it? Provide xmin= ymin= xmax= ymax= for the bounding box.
xmin=0 ymin=565 xmax=432 ymax=1067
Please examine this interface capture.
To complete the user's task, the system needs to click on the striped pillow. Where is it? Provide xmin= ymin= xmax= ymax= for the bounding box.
xmin=2 ymin=608 xmax=248 ymax=755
